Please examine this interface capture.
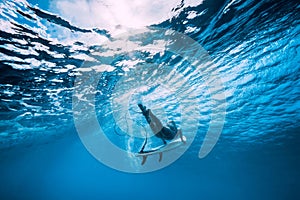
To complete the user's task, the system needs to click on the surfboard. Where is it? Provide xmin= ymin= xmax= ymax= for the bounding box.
xmin=135 ymin=136 xmax=186 ymax=157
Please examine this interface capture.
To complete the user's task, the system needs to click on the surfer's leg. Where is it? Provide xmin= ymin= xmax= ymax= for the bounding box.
xmin=138 ymin=104 xmax=166 ymax=143
xmin=141 ymin=155 xmax=147 ymax=165
xmin=149 ymin=110 xmax=163 ymax=128
xmin=138 ymin=104 xmax=163 ymax=132
xmin=149 ymin=110 xmax=164 ymax=135
xmin=138 ymin=104 xmax=151 ymax=123
xmin=159 ymin=152 xmax=163 ymax=162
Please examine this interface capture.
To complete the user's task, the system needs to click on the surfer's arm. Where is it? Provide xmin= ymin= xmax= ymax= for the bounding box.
xmin=177 ymin=129 xmax=185 ymax=143
xmin=141 ymin=156 xmax=147 ymax=165
xmin=159 ymin=152 xmax=163 ymax=162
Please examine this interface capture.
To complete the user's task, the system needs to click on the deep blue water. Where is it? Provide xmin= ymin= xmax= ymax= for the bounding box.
xmin=1 ymin=0 xmax=300 ymax=199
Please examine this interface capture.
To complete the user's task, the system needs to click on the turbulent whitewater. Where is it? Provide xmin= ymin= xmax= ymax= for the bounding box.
xmin=0 ymin=0 xmax=299 ymax=151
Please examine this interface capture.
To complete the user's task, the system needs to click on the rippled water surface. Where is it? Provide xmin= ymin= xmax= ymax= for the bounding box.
xmin=0 ymin=0 xmax=300 ymax=199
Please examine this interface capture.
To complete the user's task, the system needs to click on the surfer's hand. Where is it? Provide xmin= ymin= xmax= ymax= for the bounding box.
xmin=181 ymin=136 xmax=186 ymax=144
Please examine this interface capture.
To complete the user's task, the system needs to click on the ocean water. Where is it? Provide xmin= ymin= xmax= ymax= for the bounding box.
xmin=0 ymin=0 xmax=300 ymax=199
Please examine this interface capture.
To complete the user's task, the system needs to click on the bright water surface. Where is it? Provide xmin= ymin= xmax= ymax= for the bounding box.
xmin=0 ymin=0 xmax=300 ymax=199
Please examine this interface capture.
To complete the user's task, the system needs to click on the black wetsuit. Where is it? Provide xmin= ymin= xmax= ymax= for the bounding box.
xmin=155 ymin=126 xmax=177 ymax=140
xmin=138 ymin=104 xmax=177 ymax=141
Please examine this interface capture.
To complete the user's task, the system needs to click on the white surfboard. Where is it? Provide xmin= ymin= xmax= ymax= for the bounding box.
xmin=135 ymin=136 xmax=186 ymax=157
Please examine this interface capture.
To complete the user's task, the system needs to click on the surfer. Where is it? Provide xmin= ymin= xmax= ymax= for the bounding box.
xmin=138 ymin=103 xmax=185 ymax=165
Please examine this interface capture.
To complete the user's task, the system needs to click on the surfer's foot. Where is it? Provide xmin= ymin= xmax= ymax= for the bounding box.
xmin=145 ymin=109 xmax=151 ymax=123
xmin=162 ymin=139 xmax=167 ymax=145
xmin=138 ymin=104 xmax=146 ymax=113
xmin=138 ymin=104 xmax=151 ymax=123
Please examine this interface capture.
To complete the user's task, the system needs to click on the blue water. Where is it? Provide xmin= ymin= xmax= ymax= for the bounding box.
xmin=1 ymin=0 xmax=300 ymax=199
